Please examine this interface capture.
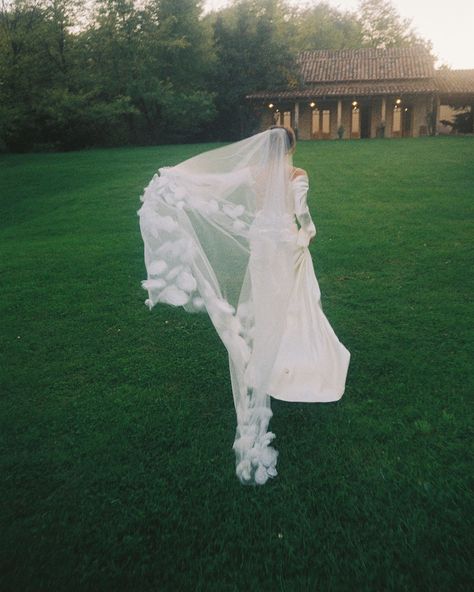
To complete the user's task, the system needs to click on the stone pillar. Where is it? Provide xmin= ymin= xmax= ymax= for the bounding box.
xmin=378 ymin=97 xmax=386 ymax=138
xmin=294 ymin=101 xmax=300 ymax=138
xmin=433 ymin=95 xmax=441 ymax=135
xmin=337 ymin=99 xmax=342 ymax=129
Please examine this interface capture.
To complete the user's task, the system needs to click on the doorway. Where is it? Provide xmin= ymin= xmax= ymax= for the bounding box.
xmin=402 ymin=106 xmax=413 ymax=137
xmin=360 ymin=106 xmax=371 ymax=138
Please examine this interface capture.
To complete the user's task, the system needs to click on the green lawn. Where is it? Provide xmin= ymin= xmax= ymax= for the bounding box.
xmin=1 ymin=137 xmax=473 ymax=591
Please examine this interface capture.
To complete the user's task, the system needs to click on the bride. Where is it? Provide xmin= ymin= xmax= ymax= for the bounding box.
xmin=138 ymin=125 xmax=350 ymax=485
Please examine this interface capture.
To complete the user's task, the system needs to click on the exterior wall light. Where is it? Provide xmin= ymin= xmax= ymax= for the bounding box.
xmin=268 ymin=103 xmax=274 ymax=109
xmin=352 ymin=101 xmax=358 ymax=106
xmin=310 ymin=102 xmax=316 ymax=108
xmin=396 ymin=98 xmax=401 ymax=104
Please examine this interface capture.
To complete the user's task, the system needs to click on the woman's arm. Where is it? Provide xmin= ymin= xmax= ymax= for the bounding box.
xmin=292 ymin=172 xmax=316 ymax=247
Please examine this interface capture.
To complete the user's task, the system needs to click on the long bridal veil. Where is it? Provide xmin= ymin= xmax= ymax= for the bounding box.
xmin=138 ymin=128 xmax=310 ymax=485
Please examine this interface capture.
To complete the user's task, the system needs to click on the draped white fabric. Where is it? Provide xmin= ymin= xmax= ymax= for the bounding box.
xmin=138 ymin=128 xmax=350 ymax=485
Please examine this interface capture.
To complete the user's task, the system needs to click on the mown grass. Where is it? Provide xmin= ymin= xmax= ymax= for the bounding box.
xmin=1 ymin=136 xmax=473 ymax=591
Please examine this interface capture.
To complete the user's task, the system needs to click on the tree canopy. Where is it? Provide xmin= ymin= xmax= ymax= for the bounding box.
xmin=359 ymin=0 xmax=431 ymax=50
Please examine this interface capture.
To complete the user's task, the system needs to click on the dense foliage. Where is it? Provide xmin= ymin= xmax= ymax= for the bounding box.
xmin=0 ymin=0 xmax=432 ymax=151
xmin=452 ymin=110 xmax=474 ymax=133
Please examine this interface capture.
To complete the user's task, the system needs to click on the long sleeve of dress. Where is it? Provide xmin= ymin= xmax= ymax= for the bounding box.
xmin=292 ymin=174 xmax=316 ymax=247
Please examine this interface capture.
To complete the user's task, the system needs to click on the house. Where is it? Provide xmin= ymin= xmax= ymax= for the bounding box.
xmin=246 ymin=48 xmax=474 ymax=139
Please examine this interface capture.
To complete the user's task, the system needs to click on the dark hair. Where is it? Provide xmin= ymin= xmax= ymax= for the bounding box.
xmin=268 ymin=125 xmax=296 ymax=154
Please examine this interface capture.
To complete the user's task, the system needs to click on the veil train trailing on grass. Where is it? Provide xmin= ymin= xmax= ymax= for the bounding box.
xmin=138 ymin=128 xmax=350 ymax=485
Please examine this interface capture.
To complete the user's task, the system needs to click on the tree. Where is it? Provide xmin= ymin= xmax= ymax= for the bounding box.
xmin=209 ymin=0 xmax=296 ymax=140
xmin=148 ymin=0 xmax=214 ymax=88
xmin=451 ymin=108 xmax=473 ymax=134
xmin=83 ymin=0 xmax=216 ymax=144
xmin=0 ymin=0 xmax=217 ymax=149
xmin=0 ymin=0 xmax=90 ymax=150
xmin=132 ymin=0 xmax=216 ymax=142
xmin=290 ymin=2 xmax=364 ymax=52
xmin=358 ymin=0 xmax=432 ymax=50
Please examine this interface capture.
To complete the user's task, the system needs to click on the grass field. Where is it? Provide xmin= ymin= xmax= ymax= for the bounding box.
xmin=1 ymin=136 xmax=473 ymax=591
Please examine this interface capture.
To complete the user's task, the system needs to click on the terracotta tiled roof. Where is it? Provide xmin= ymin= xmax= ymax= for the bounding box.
xmin=246 ymin=79 xmax=437 ymax=100
xmin=435 ymin=69 xmax=474 ymax=95
xmin=245 ymin=49 xmax=474 ymax=102
xmin=298 ymin=48 xmax=434 ymax=83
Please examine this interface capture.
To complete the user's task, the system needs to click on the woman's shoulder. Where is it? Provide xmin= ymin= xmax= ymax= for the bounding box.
xmin=290 ymin=167 xmax=308 ymax=180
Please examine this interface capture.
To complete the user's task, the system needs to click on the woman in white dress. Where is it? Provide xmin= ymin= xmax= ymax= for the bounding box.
xmin=138 ymin=125 xmax=350 ymax=485
xmin=265 ymin=127 xmax=350 ymax=404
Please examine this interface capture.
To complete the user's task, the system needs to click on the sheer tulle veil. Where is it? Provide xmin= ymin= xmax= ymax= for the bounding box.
xmin=138 ymin=128 xmax=300 ymax=485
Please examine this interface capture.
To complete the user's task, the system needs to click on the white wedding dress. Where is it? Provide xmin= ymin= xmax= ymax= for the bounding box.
xmin=267 ymin=174 xmax=350 ymax=403
xmin=138 ymin=129 xmax=350 ymax=485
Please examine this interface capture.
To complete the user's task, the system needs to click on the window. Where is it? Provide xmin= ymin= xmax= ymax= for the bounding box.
xmin=393 ymin=105 xmax=401 ymax=134
xmin=311 ymin=108 xmax=330 ymax=138
xmin=322 ymin=110 xmax=330 ymax=135
xmin=351 ymin=107 xmax=360 ymax=136
xmin=312 ymin=109 xmax=320 ymax=136
xmin=273 ymin=110 xmax=291 ymax=127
